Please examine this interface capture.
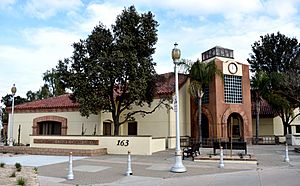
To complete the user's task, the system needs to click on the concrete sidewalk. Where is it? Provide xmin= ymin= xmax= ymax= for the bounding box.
xmin=1 ymin=145 xmax=300 ymax=185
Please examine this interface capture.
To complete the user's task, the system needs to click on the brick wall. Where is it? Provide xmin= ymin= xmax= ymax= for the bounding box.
xmin=0 ymin=146 xmax=107 ymax=156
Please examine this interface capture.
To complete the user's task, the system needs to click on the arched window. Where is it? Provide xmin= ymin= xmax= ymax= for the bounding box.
xmin=33 ymin=116 xmax=67 ymax=135
xmin=38 ymin=121 xmax=61 ymax=135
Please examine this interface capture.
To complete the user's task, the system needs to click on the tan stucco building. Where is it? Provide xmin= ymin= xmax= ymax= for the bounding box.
xmin=6 ymin=46 xmax=256 ymax=152
xmin=6 ymin=72 xmax=191 ymax=148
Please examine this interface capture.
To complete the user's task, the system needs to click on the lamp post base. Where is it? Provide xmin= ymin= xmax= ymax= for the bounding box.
xmin=171 ymin=154 xmax=186 ymax=173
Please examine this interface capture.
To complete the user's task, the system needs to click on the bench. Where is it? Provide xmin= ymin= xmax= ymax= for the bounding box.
xmin=182 ymin=143 xmax=200 ymax=160
xmin=213 ymin=141 xmax=247 ymax=155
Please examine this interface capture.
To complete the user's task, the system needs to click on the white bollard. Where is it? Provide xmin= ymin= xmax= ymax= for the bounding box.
xmin=67 ymin=152 xmax=74 ymax=180
xmin=218 ymin=146 xmax=224 ymax=168
xmin=284 ymin=143 xmax=290 ymax=163
xmin=125 ymin=151 xmax=133 ymax=176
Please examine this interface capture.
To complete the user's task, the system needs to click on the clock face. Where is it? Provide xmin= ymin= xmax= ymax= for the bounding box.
xmin=228 ymin=63 xmax=238 ymax=74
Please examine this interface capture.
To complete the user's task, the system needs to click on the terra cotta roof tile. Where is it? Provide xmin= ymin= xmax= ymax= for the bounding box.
xmin=9 ymin=72 xmax=188 ymax=111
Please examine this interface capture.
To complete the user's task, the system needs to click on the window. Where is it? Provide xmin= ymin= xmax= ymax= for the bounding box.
xmin=128 ymin=121 xmax=137 ymax=135
xmin=38 ymin=121 xmax=61 ymax=135
xmin=224 ymin=75 xmax=242 ymax=103
xmin=103 ymin=122 xmax=112 ymax=136
xmin=202 ymin=86 xmax=209 ymax=104
xmin=296 ymin=125 xmax=300 ymax=133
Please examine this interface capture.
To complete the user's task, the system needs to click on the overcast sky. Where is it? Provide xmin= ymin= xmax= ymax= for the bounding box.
xmin=1 ymin=0 xmax=300 ymax=98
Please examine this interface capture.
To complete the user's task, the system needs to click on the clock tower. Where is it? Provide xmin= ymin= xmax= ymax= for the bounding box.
xmin=191 ymin=46 xmax=252 ymax=143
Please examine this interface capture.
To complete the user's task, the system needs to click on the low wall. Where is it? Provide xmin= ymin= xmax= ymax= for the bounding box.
xmin=29 ymin=135 xmax=166 ymax=155
xmin=168 ymin=136 xmax=176 ymax=149
xmin=151 ymin=137 xmax=166 ymax=153
xmin=100 ymin=136 xmax=152 ymax=155
xmin=0 ymin=146 xmax=107 ymax=156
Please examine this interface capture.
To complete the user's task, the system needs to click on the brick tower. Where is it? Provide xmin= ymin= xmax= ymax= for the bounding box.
xmin=190 ymin=46 xmax=252 ymax=143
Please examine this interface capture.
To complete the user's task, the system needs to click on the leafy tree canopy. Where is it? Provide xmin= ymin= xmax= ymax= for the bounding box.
xmin=26 ymin=68 xmax=66 ymax=102
xmin=248 ymin=32 xmax=300 ymax=75
xmin=43 ymin=68 xmax=66 ymax=96
xmin=1 ymin=94 xmax=27 ymax=107
xmin=56 ymin=5 xmax=163 ymax=135
xmin=1 ymin=94 xmax=27 ymax=124
xmin=248 ymin=32 xmax=300 ymax=135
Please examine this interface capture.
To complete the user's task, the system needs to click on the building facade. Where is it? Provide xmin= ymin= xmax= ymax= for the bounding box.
xmin=5 ymin=46 xmax=254 ymax=154
xmin=191 ymin=46 xmax=252 ymax=143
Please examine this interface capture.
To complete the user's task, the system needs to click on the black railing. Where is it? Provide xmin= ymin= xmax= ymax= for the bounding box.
xmin=252 ymin=136 xmax=280 ymax=145
xmin=180 ymin=137 xmax=248 ymax=148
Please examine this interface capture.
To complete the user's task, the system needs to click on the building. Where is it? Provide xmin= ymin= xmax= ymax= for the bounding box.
xmin=5 ymin=46 xmax=254 ymax=154
xmin=5 ymin=73 xmax=191 ymax=154
xmin=251 ymin=99 xmax=300 ymax=144
xmin=191 ymin=46 xmax=252 ymax=143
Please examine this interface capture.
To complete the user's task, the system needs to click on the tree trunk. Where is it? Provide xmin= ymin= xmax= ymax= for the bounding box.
xmin=198 ymin=97 xmax=202 ymax=145
xmin=255 ymin=100 xmax=260 ymax=144
xmin=283 ymin=123 xmax=291 ymax=136
xmin=114 ymin=123 xmax=120 ymax=136
xmin=112 ymin=113 xmax=120 ymax=136
xmin=198 ymin=91 xmax=204 ymax=145
xmin=288 ymin=125 xmax=292 ymax=134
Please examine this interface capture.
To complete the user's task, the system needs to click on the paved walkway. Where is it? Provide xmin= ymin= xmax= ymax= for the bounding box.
xmin=1 ymin=145 xmax=300 ymax=185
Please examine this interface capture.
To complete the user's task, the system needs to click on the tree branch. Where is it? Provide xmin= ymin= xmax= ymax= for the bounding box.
xmin=119 ymin=98 xmax=169 ymax=124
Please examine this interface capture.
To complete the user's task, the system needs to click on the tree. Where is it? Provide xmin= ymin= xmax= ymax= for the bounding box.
xmin=26 ymin=68 xmax=66 ymax=102
xmin=251 ymin=71 xmax=270 ymax=144
xmin=43 ymin=68 xmax=66 ymax=96
xmin=26 ymin=84 xmax=52 ymax=101
xmin=1 ymin=94 xmax=28 ymax=124
xmin=183 ymin=59 xmax=223 ymax=143
xmin=1 ymin=94 xmax=27 ymax=107
xmin=248 ymin=32 xmax=300 ymax=135
xmin=56 ymin=6 xmax=164 ymax=135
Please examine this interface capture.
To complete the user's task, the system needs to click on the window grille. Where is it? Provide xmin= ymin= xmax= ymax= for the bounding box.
xmin=224 ymin=75 xmax=242 ymax=103
xmin=202 ymin=86 xmax=209 ymax=104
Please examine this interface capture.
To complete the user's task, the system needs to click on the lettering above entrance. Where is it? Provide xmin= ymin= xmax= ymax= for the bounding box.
xmin=32 ymin=115 xmax=67 ymax=135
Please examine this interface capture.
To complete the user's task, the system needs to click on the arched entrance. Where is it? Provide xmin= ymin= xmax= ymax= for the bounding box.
xmin=202 ymin=114 xmax=209 ymax=139
xmin=227 ymin=113 xmax=244 ymax=141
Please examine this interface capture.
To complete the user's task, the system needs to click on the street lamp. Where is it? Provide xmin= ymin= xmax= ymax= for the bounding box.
xmin=8 ymin=84 xmax=16 ymax=146
xmin=170 ymin=43 xmax=186 ymax=173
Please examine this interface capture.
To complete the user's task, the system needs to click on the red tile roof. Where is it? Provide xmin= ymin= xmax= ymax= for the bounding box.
xmin=9 ymin=72 xmax=188 ymax=112
xmin=251 ymin=99 xmax=275 ymax=117
xmin=155 ymin=72 xmax=189 ymax=96
xmin=10 ymin=94 xmax=78 ymax=112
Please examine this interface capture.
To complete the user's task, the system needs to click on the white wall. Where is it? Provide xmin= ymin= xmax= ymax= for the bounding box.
xmin=30 ymin=135 xmax=166 ymax=155
xmin=9 ymin=112 xmax=99 ymax=145
xmin=8 ymin=78 xmax=191 ymax=149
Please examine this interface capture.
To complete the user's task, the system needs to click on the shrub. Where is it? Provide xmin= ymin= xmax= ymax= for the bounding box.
xmin=33 ymin=167 xmax=38 ymax=174
xmin=0 ymin=162 xmax=5 ymax=168
xmin=15 ymin=162 xmax=22 ymax=172
xmin=16 ymin=177 xmax=26 ymax=185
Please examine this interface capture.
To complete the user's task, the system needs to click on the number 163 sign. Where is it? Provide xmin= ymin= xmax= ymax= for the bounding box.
xmin=117 ymin=140 xmax=129 ymax=146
